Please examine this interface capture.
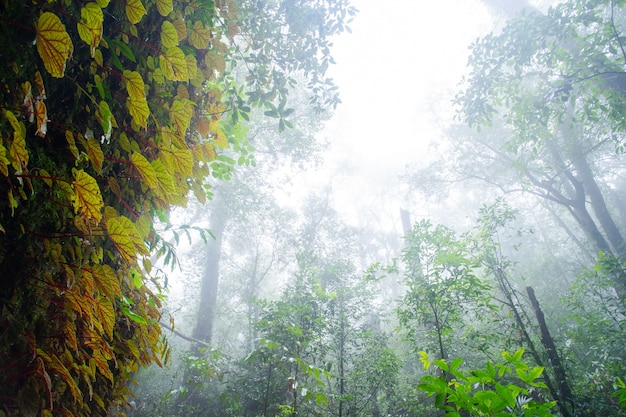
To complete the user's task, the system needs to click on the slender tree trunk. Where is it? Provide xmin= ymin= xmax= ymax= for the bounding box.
xmin=190 ymin=195 xmax=227 ymax=353
xmin=526 ymin=287 xmax=574 ymax=417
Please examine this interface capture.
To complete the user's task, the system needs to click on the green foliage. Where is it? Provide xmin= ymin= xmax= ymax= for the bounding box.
xmin=396 ymin=219 xmax=495 ymax=359
xmin=418 ymin=350 xmax=556 ymax=417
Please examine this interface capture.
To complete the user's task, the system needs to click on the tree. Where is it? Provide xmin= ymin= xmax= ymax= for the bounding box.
xmin=454 ymin=0 xmax=626 ymax=299
xmin=0 ymin=0 xmax=354 ymax=415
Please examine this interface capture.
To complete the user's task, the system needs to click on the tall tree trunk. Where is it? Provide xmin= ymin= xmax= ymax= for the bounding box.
xmin=526 ymin=287 xmax=574 ymax=417
xmin=190 ymin=194 xmax=227 ymax=354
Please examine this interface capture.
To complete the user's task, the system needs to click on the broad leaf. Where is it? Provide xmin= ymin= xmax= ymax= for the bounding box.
xmin=10 ymin=131 xmax=28 ymax=171
xmin=36 ymin=12 xmax=73 ymax=78
xmin=131 ymin=151 xmax=158 ymax=190
xmin=160 ymin=47 xmax=189 ymax=81
xmin=127 ymin=96 xmax=150 ymax=128
xmin=189 ymin=21 xmax=211 ymax=49
xmin=72 ymin=169 xmax=104 ymax=223
xmin=77 ymin=2 xmax=104 ymax=56
xmin=107 ymin=216 xmax=147 ymax=263
xmin=123 ymin=70 xmax=146 ymax=100
xmin=156 ymin=0 xmax=173 ymax=16
xmin=161 ymin=21 xmax=179 ymax=49
xmin=125 ymin=0 xmax=146 ymax=24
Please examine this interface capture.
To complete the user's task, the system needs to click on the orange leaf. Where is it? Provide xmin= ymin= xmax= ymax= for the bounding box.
xmin=72 ymin=169 xmax=104 ymax=223
xmin=35 ymin=100 xmax=47 ymax=137
xmin=86 ymin=138 xmax=104 ymax=173
xmin=36 ymin=12 xmax=73 ymax=78
xmin=35 ymin=71 xmax=46 ymax=99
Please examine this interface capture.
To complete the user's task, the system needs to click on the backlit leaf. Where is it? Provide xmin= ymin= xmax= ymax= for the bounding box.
xmin=172 ymin=18 xmax=187 ymax=40
xmin=127 ymin=96 xmax=150 ymax=128
xmin=97 ymin=296 xmax=115 ymax=339
xmin=170 ymin=98 xmax=194 ymax=137
xmin=156 ymin=0 xmax=173 ymax=16
xmin=86 ymin=138 xmax=104 ymax=173
xmin=160 ymin=47 xmax=188 ymax=81
xmin=92 ymin=263 xmax=122 ymax=300
xmin=161 ymin=21 xmax=178 ymax=49
xmin=162 ymin=146 xmax=193 ymax=177
xmin=10 ymin=131 xmax=28 ymax=171
xmin=65 ymin=130 xmax=79 ymax=159
xmin=126 ymin=0 xmax=146 ymax=24
xmin=131 ymin=151 xmax=158 ymax=190
xmin=73 ymin=169 xmax=104 ymax=223
xmin=77 ymin=2 xmax=104 ymax=57
xmin=189 ymin=21 xmax=211 ymax=49
xmin=107 ymin=216 xmax=147 ymax=263
xmin=123 ymin=70 xmax=146 ymax=99
xmin=35 ymin=71 xmax=46 ymax=99
xmin=35 ymin=100 xmax=47 ymax=137
xmin=0 ymin=142 xmax=9 ymax=176
xmin=36 ymin=12 xmax=73 ymax=78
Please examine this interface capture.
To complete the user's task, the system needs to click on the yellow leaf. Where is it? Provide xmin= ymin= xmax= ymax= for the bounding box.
xmin=107 ymin=216 xmax=147 ymax=263
xmin=164 ymin=146 xmax=193 ymax=177
xmin=123 ymin=70 xmax=145 ymax=100
xmin=77 ymin=2 xmax=104 ymax=57
xmin=10 ymin=131 xmax=28 ymax=171
xmin=0 ymin=142 xmax=9 ymax=176
xmin=131 ymin=151 xmax=158 ymax=190
xmin=126 ymin=0 xmax=146 ymax=24
xmin=97 ymin=296 xmax=115 ymax=339
xmin=95 ymin=0 xmax=110 ymax=7
xmin=86 ymin=138 xmax=104 ymax=173
xmin=189 ymin=20 xmax=211 ymax=50
xmin=156 ymin=0 xmax=173 ymax=16
xmin=160 ymin=47 xmax=188 ymax=81
xmin=5 ymin=110 xmax=21 ymax=134
xmin=65 ymin=130 xmax=79 ymax=159
xmin=36 ymin=12 xmax=73 ymax=78
xmin=161 ymin=21 xmax=178 ymax=49
xmin=35 ymin=100 xmax=47 ymax=137
xmin=152 ymin=158 xmax=183 ymax=204
xmin=73 ymin=169 xmax=103 ymax=223
xmin=92 ymin=263 xmax=122 ymax=300
xmin=172 ymin=18 xmax=187 ymax=40
xmin=127 ymin=96 xmax=150 ymax=128
xmin=38 ymin=349 xmax=83 ymax=405
xmin=185 ymin=54 xmax=198 ymax=80
xmin=170 ymin=98 xmax=194 ymax=137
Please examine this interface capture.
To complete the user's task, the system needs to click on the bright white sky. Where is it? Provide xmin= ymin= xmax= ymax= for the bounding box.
xmin=299 ymin=0 xmax=494 ymax=224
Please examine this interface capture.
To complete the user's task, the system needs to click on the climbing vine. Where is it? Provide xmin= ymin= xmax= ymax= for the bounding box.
xmin=0 ymin=0 xmax=356 ymax=414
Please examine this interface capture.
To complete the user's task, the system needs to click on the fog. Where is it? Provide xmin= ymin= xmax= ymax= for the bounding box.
xmin=132 ymin=1 xmax=626 ymax=417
